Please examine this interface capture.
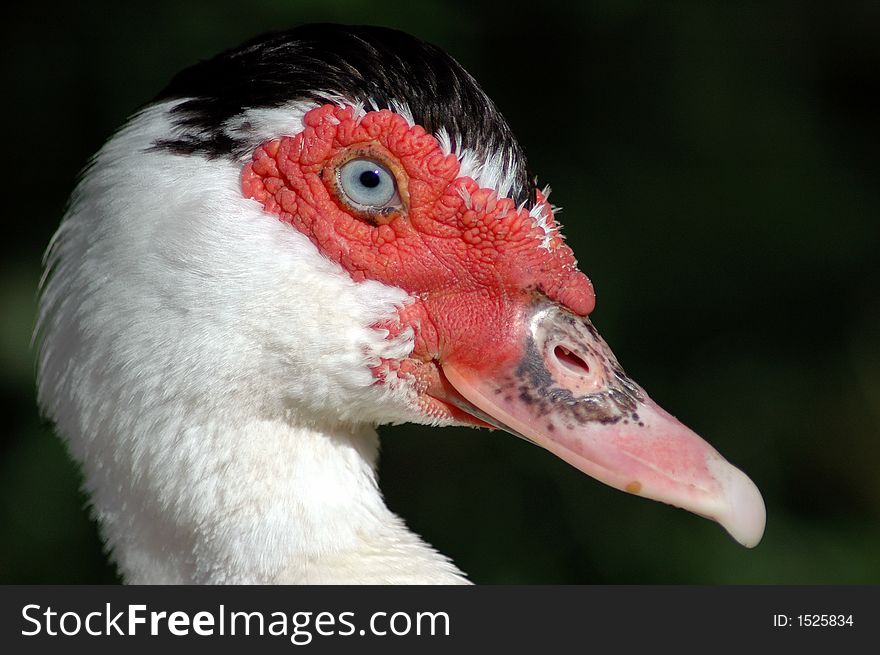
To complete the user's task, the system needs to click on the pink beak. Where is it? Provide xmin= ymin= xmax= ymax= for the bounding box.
xmin=440 ymin=300 xmax=766 ymax=548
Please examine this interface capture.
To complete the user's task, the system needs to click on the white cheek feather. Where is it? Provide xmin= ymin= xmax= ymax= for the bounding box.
xmin=436 ymin=126 xmax=518 ymax=199
xmin=36 ymin=101 xmax=468 ymax=583
xmin=529 ymin=198 xmax=559 ymax=251
xmin=223 ymin=102 xmax=317 ymax=160
xmin=388 ymin=98 xmax=416 ymax=126
xmin=436 ymin=126 xmax=559 ymax=249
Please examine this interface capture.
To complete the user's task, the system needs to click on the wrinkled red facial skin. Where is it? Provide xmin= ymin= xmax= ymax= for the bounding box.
xmin=242 ymin=104 xmax=595 ymax=421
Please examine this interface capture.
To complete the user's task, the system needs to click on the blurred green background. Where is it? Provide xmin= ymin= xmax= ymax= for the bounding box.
xmin=2 ymin=1 xmax=878 ymax=584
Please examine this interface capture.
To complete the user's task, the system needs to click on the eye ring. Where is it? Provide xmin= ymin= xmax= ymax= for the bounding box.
xmin=324 ymin=143 xmax=408 ymax=224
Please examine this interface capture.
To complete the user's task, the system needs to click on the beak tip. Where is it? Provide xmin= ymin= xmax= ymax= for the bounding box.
xmin=712 ymin=460 xmax=767 ymax=548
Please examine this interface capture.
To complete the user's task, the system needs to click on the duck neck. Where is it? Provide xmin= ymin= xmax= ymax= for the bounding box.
xmin=107 ymin=418 xmax=468 ymax=584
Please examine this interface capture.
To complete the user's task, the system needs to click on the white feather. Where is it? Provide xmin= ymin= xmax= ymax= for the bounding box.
xmin=435 ymin=127 xmax=520 ymax=202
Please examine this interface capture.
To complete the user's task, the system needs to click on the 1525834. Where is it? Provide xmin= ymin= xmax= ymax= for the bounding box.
xmin=799 ymin=614 xmax=854 ymax=627
xmin=773 ymin=614 xmax=854 ymax=628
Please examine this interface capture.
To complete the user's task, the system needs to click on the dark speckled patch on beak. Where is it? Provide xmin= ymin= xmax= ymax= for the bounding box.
xmin=441 ymin=301 xmax=766 ymax=548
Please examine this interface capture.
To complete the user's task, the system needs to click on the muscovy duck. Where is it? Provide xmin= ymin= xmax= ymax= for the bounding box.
xmin=36 ymin=24 xmax=765 ymax=584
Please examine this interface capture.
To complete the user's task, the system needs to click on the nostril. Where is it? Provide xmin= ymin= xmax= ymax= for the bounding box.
xmin=553 ymin=345 xmax=591 ymax=377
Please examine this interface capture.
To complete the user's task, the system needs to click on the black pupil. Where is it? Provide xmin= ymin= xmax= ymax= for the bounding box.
xmin=359 ymin=169 xmax=382 ymax=188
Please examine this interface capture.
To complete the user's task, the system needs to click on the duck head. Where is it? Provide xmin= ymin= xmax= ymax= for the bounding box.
xmin=37 ymin=25 xmax=764 ymax=584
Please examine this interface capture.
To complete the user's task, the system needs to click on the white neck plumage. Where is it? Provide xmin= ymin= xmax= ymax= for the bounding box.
xmin=112 ymin=417 xmax=467 ymax=584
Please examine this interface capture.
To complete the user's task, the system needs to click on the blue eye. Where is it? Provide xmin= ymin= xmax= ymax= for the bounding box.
xmin=337 ymin=159 xmax=399 ymax=210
